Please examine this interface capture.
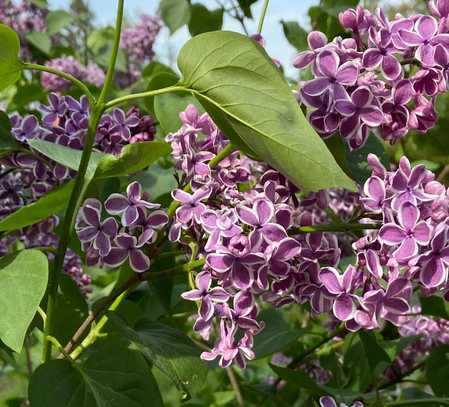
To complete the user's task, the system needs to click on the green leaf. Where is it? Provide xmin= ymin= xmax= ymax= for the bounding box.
xmin=178 ymin=31 xmax=356 ymax=192
xmin=253 ymin=309 xmax=302 ymax=359
xmin=46 ymin=10 xmax=74 ymax=35
xmin=25 ymin=31 xmax=52 ymax=55
xmin=110 ymin=315 xmax=207 ymax=396
xmin=358 ymin=331 xmax=391 ymax=379
xmin=142 ymin=60 xmax=176 ymax=78
xmin=145 ymin=71 xmax=179 ymax=114
xmin=236 ymin=0 xmax=257 ymax=18
xmin=188 ymin=4 xmax=223 ymax=36
xmin=28 ymin=139 xmax=170 ymax=179
xmin=0 ymin=24 xmax=22 ymax=92
xmin=345 ymin=135 xmax=388 ymax=184
xmin=280 ymin=20 xmax=308 ymax=51
xmin=29 ymin=337 xmax=163 ymax=406
xmin=0 ymin=180 xmax=74 ymax=232
xmin=0 ymin=250 xmax=48 ymax=352
xmin=421 ymin=295 xmax=449 ymax=320
xmin=52 ymin=275 xmax=88 ymax=346
xmin=29 ymin=139 xmax=104 ymax=179
xmin=159 ymin=0 xmax=191 ymax=34
xmin=0 ymin=111 xmax=19 ymax=154
xmin=427 ymin=345 xmax=449 ymax=396
xmin=269 ymin=364 xmax=326 ymax=396
xmin=154 ymin=91 xmax=204 ymax=134
xmin=96 ymin=141 xmax=171 ymax=177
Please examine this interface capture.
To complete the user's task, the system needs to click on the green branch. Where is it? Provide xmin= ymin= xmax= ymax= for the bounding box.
xmin=257 ymin=0 xmax=270 ymax=34
xmin=104 ymin=85 xmax=189 ymax=110
xmin=386 ymin=400 xmax=449 ymax=406
xmin=41 ymin=0 xmax=125 ymax=363
xmin=97 ymin=0 xmax=124 ymax=105
xmin=22 ymin=62 xmax=95 ymax=105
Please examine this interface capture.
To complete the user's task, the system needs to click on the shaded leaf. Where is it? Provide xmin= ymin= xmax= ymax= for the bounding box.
xmin=0 ymin=250 xmax=48 ymax=352
xmin=26 ymin=31 xmax=52 ymax=55
xmin=159 ymin=0 xmax=191 ymax=34
xmin=426 ymin=345 xmax=449 ymax=396
xmin=281 ymin=20 xmax=308 ymax=51
xmin=46 ymin=10 xmax=74 ymax=35
xmin=178 ymin=31 xmax=355 ymax=192
xmin=110 ymin=315 xmax=207 ymax=396
xmin=254 ymin=309 xmax=302 ymax=359
xmin=29 ymin=337 xmax=163 ymax=406
xmin=0 ymin=111 xmax=19 ymax=153
xmin=0 ymin=24 xmax=22 ymax=92
xmin=421 ymin=296 xmax=449 ymax=320
xmin=188 ymin=4 xmax=223 ymax=36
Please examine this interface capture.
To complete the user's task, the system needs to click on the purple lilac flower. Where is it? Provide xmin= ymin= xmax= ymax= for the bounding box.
xmin=120 ymin=14 xmax=161 ymax=63
xmin=294 ymin=3 xmax=449 ymax=149
xmin=105 ymin=181 xmax=160 ymax=226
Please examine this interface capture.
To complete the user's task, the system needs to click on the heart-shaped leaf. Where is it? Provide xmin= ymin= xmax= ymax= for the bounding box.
xmin=29 ymin=337 xmax=163 ymax=406
xmin=0 ymin=250 xmax=48 ymax=352
xmin=0 ymin=24 xmax=22 ymax=91
xmin=177 ymin=31 xmax=356 ymax=192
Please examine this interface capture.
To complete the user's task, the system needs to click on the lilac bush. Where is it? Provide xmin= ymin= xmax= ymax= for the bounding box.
xmin=2 ymin=0 xmax=449 ymax=406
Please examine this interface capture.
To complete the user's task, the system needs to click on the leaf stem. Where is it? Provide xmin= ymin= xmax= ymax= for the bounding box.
xmin=22 ymin=63 xmax=95 ymax=105
xmin=41 ymin=0 xmax=125 ymax=363
xmin=273 ymin=326 xmax=344 ymax=388
xmin=104 ymin=85 xmax=189 ymax=110
xmin=257 ymin=0 xmax=270 ymax=34
xmin=70 ymin=289 xmax=129 ymax=359
xmin=226 ymin=366 xmax=245 ymax=406
xmin=60 ymin=259 xmax=205 ymax=357
xmin=97 ymin=0 xmax=124 ymax=105
xmin=290 ymin=222 xmax=380 ymax=234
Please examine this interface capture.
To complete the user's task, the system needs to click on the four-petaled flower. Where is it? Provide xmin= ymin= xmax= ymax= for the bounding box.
xmin=105 ymin=181 xmax=160 ymax=226
xmin=379 ymin=201 xmax=431 ymax=261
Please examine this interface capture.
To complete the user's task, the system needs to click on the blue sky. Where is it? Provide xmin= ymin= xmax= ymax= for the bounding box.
xmin=48 ymin=0 xmax=319 ymax=74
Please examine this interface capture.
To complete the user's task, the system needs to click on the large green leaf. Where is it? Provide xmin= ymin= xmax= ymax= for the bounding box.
xmin=0 ymin=250 xmax=48 ymax=352
xmin=29 ymin=337 xmax=163 ymax=407
xmin=0 ymin=24 xmax=22 ymax=92
xmin=110 ymin=315 xmax=207 ymax=396
xmin=159 ymin=0 xmax=191 ymax=34
xmin=177 ymin=31 xmax=356 ymax=192
xmin=28 ymin=139 xmax=170 ymax=179
xmin=0 ymin=180 xmax=74 ymax=232
xmin=358 ymin=331 xmax=391 ymax=381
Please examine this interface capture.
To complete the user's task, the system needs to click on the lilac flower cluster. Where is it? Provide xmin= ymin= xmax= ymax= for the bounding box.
xmin=294 ymin=2 xmax=449 ymax=150
xmin=120 ymin=14 xmax=161 ymax=63
xmin=41 ymin=57 xmax=105 ymax=92
xmin=0 ymin=0 xmax=46 ymax=32
xmin=164 ymin=105 xmax=360 ymax=368
xmin=0 ymin=94 xmax=156 ymax=290
xmin=76 ymin=182 xmax=168 ymax=272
